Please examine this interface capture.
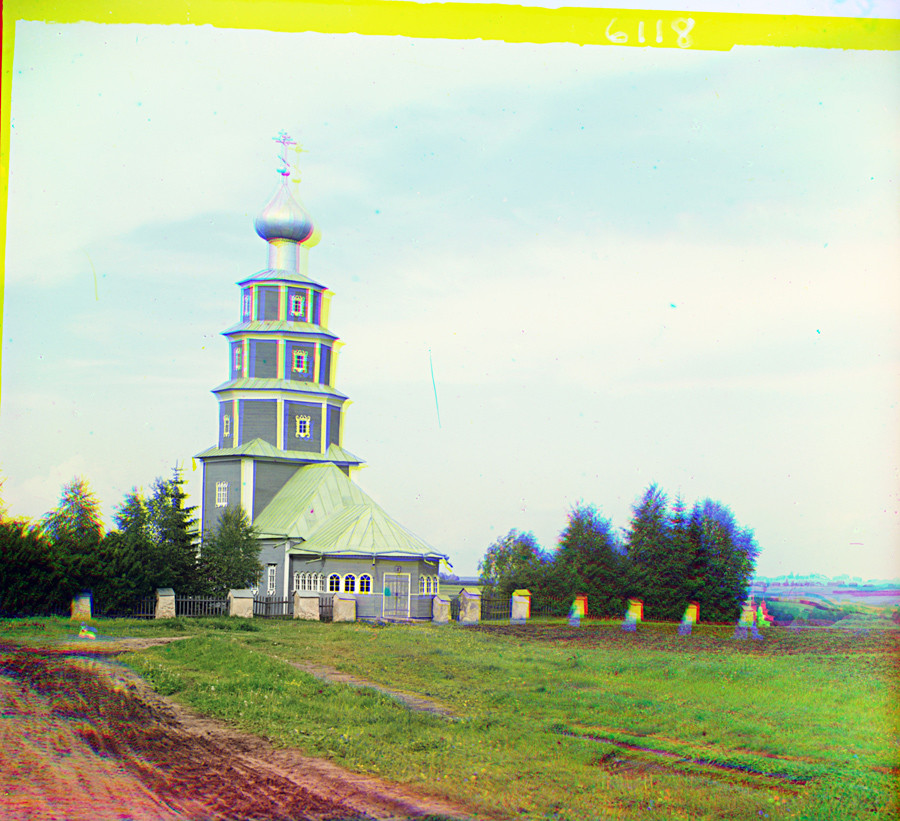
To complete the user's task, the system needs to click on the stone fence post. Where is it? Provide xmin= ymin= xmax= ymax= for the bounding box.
xmin=155 ymin=588 xmax=176 ymax=619
xmin=228 ymin=589 xmax=254 ymax=618
xmin=71 ymin=592 xmax=92 ymax=621
xmin=432 ymin=595 xmax=450 ymax=625
xmin=333 ymin=594 xmax=356 ymax=623
xmin=459 ymin=588 xmax=481 ymax=625
xmin=293 ymin=592 xmax=320 ymax=620
xmin=511 ymin=589 xmax=531 ymax=625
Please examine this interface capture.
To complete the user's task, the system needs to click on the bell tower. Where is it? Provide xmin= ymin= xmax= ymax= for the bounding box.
xmin=197 ymin=133 xmax=363 ymax=536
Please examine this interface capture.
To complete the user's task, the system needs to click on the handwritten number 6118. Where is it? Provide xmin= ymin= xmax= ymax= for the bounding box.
xmin=606 ymin=17 xmax=695 ymax=49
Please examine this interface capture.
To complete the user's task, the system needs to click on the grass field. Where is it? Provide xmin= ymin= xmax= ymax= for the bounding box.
xmin=2 ymin=615 xmax=897 ymax=820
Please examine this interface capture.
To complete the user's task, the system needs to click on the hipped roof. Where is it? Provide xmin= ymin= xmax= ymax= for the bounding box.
xmin=253 ymin=462 xmax=447 ymax=561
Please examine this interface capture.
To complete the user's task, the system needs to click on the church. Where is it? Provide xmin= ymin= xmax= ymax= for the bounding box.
xmin=196 ymin=134 xmax=448 ymax=620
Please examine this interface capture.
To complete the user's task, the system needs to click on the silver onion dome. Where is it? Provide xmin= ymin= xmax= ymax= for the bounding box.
xmin=254 ymin=182 xmax=316 ymax=244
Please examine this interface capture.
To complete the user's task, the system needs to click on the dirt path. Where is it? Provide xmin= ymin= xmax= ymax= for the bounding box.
xmin=285 ymin=660 xmax=459 ymax=720
xmin=0 ymin=641 xmax=480 ymax=820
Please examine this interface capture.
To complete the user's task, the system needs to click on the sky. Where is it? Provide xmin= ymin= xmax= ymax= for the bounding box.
xmin=1 ymin=3 xmax=898 ymax=580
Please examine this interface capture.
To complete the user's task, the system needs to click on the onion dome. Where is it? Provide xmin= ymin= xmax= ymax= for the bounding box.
xmin=254 ymin=182 xmax=316 ymax=244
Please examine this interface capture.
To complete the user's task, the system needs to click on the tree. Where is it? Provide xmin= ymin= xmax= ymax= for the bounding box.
xmin=147 ymin=469 xmax=199 ymax=592
xmin=689 ymin=499 xmax=759 ymax=622
xmin=198 ymin=506 xmax=262 ymax=595
xmin=478 ymin=529 xmax=547 ymax=595
xmin=624 ymin=484 xmax=675 ymax=617
xmin=41 ymin=477 xmax=105 ymax=596
xmin=555 ymin=503 xmax=625 ymax=617
xmin=0 ymin=518 xmax=70 ymax=615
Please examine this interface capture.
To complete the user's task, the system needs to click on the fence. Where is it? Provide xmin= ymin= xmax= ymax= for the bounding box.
xmin=530 ymin=595 xmax=576 ymax=618
xmin=319 ymin=595 xmax=334 ymax=622
xmin=0 ymin=601 xmax=71 ymax=619
xmin=95 ymin=596 xmax=156 ymax=619
xmin=253 ymin=596 xmax=293 ymax=618
xmin=450 ymin=596 xmax=460 ymax=621
xmin=176 ymin=595 xmax=229 ymax=617
xmin=481 ymin=595 xmax=512 ymax=621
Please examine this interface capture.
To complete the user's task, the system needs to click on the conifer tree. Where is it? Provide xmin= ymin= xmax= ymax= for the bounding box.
xmin=478 ymin=529 xmax=547 ymax=595
xmin=556 ymin=503 xmax=625 ymax=617
xmin=625 ymin=484 xmax=674 ymax=617
xmin=198 ymin=506 xmax=262 ymax=596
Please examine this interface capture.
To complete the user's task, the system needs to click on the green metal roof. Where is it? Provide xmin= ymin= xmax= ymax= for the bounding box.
xmin=220 ymin=320 xmax=337 ymax=339
xmin=253 ymin=463 xmax=446 ymax=560
xmin=195 ymin=440 xmax=364 ymax=465
xmin=211 ymin=378 xmax=348 ymax=400
xmin=238 ymin=269 xmax=326 ymax=288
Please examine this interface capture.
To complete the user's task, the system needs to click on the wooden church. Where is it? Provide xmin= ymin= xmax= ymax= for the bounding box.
xmin=196 ymin=134 xmax=447 ymax=620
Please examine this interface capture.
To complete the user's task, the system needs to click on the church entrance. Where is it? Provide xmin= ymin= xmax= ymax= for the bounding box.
xmin=382 ymin=573 xmax=410 ymax=620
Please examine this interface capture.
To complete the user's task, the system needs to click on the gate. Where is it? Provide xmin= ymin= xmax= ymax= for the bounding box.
xmin=253 ymin=596 xmax=293 ymax=618
xmin=319 ymin=595 xmax=334 ymax=622
xmin=382 ymin=573 xmax=410 ymax=620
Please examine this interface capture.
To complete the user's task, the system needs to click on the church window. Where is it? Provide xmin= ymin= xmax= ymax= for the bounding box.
xmin=233 ymin=346 xmax=242 ymax=373
xmin=418 ymin=576 xmax=426 ymax=594
xmin=328 ymin=574 xmax=340 ymax=593
xmin=292 ymin=349 xmax=309 ymax=374
xmin=290 ymin=294 xmax=305 ymax=318
xmin=222 ymin=416 xmax=230 ymax=438
xmin=359 ymin=574 xmax=372 ymax=594
xmin=292 ymin=572 xmax=300 ymax=592
xmin=215 ymin=482 xmax=228 ymax=507
xmin=242 ymin=293 xmax=251 ymax=319
xmin=267 ymin=564 xmax=277 ymax=595
xmin=344 ymin=575 xmax=356 ymax=593
xmin=295 ymin=415 xmax=311 ymax=439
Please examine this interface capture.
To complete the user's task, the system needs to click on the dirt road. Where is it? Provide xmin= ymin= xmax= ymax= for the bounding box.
xmin=0 ymin=641 xmax=477 ymax=821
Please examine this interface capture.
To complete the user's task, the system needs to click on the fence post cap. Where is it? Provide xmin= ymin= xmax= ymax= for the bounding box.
xmin=156 ymin=588 xmax=175 ymax=598
xmin=460 ymin=587 xmax=481 ymax=598
xmin=228 ymin=589 xmax=254 ymax=599
xmin=513 ymin=589 xmax=532 ymax=598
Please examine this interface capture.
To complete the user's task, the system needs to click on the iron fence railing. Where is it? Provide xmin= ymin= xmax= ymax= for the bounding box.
xmin=95 ymin=596 xmax=156 ymax=619
xmin=175 ymin=595 xmax=228 ymax=617
xmin=450 ymin=596 xmax=460 ymax=621
xmin=530 ymin=595 xmax=575 ymax=618
xmin=481 ymin=595 xmax=512 ymax=621
xmin=319 ymin=595 xmax=334 ymax=622
xmin=0 ymin=601 xmax=71 ymax=619
xmin=253 ymin=596 xmax=293 ymax=618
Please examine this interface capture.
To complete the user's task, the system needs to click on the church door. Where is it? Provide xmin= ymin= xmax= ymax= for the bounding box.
xmin=382 ymin=573 xmax=410 ymax=620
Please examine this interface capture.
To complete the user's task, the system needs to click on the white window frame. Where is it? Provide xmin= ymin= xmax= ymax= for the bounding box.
xmin=215 ymin=482 xmax=228 ymax=507
xmin=222 ymin=416 xmax=230 ymax=438
xmin=292 ymin=571 xmax=300 ymax=592
xmin=328 ymin=574 xmax=341 ymax=593
xmin=292 ymin=349 xmax=309 ymax=374
xmin=267 ymin=564 xmax=277 ymax=595
xmin=289 ymin=293 xmax=305 ymax=318
xmin=295 ymin=415 xmax=311 ymax=439
xmin=344 ymin=574 xmax=356 ymax=593
xmin=242 ymin=293 xmax=252 ymax=318
xmin=233 ymin=345 xmax=242 ymax=372
xmin=359 ymin=574 xmax=372 ymax=594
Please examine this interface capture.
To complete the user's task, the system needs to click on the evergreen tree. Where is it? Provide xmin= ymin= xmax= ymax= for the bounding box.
xmin=478 ymin=529 xmax=547 ymax=595
xmin=41 ymin=477 xmax=105 ymax=596
xmin=624 ymin=484 xmax=673 ymax=617
xmin=147 ymin=469 xmax=200 ymax=593
xmin=555 ymin=503 xmax=625 ymax=617
xmin=0 ymin=518 xmax=70 ymax=615
xmin=690 ymin=499 xmax=759 ymax=622
xmin=198 ymin=506 xmax=262 ymax=595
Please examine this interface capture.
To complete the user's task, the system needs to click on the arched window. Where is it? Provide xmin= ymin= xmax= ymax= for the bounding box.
xmin=426 ymin=576 xmax=434 ymax=594
xmin=359 ymin=574 xmax=372 ymax=594
xmin=344 ymin=574 xmax=356 ymax=593
xmin=292 ymin=572 xmax=300 ymax=592
xmin=328 ymin=574 xmax=340 ymax=593
xmin=316 ymin=573 xmax=324 ymax=592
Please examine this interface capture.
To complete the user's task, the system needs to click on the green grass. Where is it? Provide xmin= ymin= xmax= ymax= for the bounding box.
xmin=2 ymin=616 xmax=897 ymax=820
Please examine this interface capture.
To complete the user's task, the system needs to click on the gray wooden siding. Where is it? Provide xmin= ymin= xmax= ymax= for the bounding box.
xmin=240 ymin=399 xmax=277 ymax=446
xmin=318 ymin=345 xmax=332 ymax=385
xmin=218 ymin=400 xmax=234 ymax=448
xmin=286 ymin=287 xmax=308 ymax=321
xmin=328 ymin=405 xmax=341 ymax=447
xmin=313 ymin=291 xmax=322 ymax=325
xmin=257 ymin=286 xmax=280 ymax=321
xmin=202 ymin=459 xmax=241 ymax=537
xmin=285 ymin=341 xmax=315 ymax=381
xmin=284 ymin=401 xmax=322 ymax=452
xmin=253 ymin=462 xmax=300 ymax=522
xmin=250 ymin=340 xmax=277 ymax=379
